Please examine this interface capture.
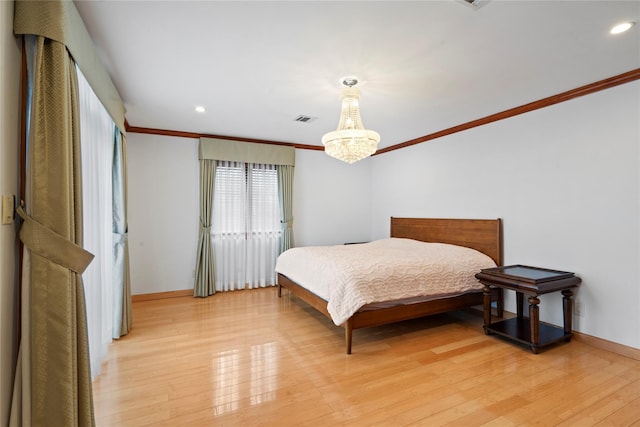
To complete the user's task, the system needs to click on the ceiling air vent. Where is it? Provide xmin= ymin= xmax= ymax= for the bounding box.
xmin=293 ymin=115 xmax=316 ymax=123
xmin=458 ymin=0 xmax=490 ymax=9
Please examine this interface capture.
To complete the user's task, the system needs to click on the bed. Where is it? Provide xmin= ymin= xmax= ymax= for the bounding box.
xmin=276 ymin=217 xmax=504 ymax=354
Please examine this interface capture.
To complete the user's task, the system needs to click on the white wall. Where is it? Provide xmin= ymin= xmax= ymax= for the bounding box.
xmin=370 ymin=81 xmax=640 ymax=349
xmin=127 ymin=134 xmax=199 ymax=295
xmin=126 ymin=136 xmax=372 ymax=294
xmin=0 ymin=0 xmax=21 ymax=423
xmin=293 ymin=150 xmax=371 ymax=247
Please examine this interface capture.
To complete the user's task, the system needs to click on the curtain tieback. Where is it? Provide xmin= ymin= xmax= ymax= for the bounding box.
xmin=16 ymin=205 xmax=95 ymax=274
xmin=112 ymin=231 xmax=128 ymax=245
xmin=280 ymin=219 xmax=293 ymax=230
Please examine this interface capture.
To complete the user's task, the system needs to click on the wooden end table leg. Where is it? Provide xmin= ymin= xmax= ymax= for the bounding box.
xmin=562 ymin=289 xmax=574 ymax=339
xmin=483 ymin=284 xmax=492 ymax=333
xmin=516 ymin=292 xmax=524 ymax=319
xmin=496 ymin=288 xmax=504 ymax=318
xmin=528 ymin=296 xmax=540 ymax=353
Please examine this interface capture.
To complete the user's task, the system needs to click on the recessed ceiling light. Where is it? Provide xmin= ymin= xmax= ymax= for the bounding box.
xmin=195 ymin=106 xmax=206 ymax=113
xmin=610 ymin=21 xmax=635 ymax=35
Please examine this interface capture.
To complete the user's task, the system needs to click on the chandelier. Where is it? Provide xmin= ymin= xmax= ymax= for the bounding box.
xmin=321 ymin=78 xmax=380 ymax=164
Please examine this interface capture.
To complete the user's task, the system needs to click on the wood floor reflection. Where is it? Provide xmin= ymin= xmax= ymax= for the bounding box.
xmin=93 ymin=287 xmax=640 ymax=426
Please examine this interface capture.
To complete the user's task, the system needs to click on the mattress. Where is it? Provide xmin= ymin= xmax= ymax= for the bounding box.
xmin=275 ymin=238 xmax=496 ymax=325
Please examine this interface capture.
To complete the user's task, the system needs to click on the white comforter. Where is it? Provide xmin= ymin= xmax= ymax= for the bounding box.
xmin=275 ymin=238 xmax=496 ymax=326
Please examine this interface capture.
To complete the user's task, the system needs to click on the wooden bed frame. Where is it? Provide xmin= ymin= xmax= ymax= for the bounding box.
xmin=277 ymin=217 xmax=504 ymax=354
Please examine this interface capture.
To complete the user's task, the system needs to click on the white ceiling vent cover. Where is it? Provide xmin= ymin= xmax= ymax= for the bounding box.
xmin=458 ymin=0 xmax=490 ymax=9
xmin=294 ymin=115 xmax=316 ymax=123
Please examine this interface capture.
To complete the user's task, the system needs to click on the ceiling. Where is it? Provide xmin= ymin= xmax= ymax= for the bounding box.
xmin=74 ymin=1 xmax=640 ymax=151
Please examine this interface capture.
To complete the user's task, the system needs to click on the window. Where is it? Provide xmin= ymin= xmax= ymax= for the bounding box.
xmin=212 ymin=161 xmax=281 ymax=291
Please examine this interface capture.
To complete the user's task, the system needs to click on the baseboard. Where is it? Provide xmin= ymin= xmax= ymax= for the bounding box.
xmin=573 ymin=331 xmax=640 ymax=361
xmin=132 ymin=289 xmax=193 ymax=302
xmin=470 ymin=307 xmax=640 ymax=360
xmin=129 ymin=293 xmax=640 ymax=360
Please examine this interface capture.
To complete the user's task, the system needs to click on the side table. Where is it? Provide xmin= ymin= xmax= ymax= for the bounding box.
xmin=475 ymin=265 xmax=581 ymax=354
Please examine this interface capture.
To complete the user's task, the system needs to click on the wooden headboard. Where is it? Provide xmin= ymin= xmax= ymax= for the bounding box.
xmin=390 ymin=217 xmax=503 ymax=266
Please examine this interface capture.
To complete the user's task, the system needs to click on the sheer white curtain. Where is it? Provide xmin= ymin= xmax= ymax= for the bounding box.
xmin=247 ymin=163 xmax=281 ymax=286
xmin=212 ymin=161 xmax=281 ymax=291
xmin=77 ymin=67 xmax=114 ymax=379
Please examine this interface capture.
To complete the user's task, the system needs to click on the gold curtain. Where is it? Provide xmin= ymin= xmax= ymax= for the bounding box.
xmin=194 ymin=159 xmax=216 ymax=297
xmin=115 ymin=131 xmax=132 ymax=336
xmin=277 ymin=165 xmax=295 ymax=253
xmin=199 ymin=137 xmax=295 ymax=165
xmin=13 ymin=0 xmax=126 ymax=133
xmin=121 ymin=132 xmax=132 ymax=335
xmin=10 ymin=36 xmax=95 ymax=427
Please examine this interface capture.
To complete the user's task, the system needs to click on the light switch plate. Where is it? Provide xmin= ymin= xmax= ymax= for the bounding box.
xmin=2 ymin=195 xmax=14 ymax=225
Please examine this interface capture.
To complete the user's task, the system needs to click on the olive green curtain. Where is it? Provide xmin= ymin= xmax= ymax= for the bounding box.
xmin=13 ymin=0 xmax=126 ymax=133
xmin=199 ymin=137 xmax=295 ymax=165
xmin=112 ymin=131 xmax=132 ymax=337
xmin=194 ymin=159 xmax=216 ymax=297
xmin=10 ymin=36 xmax=96 ymax=427
xmin=277 ymin=165 xmax=295 ymax=253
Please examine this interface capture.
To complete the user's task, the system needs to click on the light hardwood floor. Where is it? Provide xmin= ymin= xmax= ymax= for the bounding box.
xmin=93 ymin=287 xmax=640 ymax=426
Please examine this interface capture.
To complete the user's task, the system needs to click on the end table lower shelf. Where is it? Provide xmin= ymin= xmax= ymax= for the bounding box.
xmin=484 ymin=318 xmax=572 ymax=352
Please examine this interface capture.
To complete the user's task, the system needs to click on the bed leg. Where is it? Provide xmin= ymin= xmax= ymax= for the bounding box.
xmin=345 ymin=320 xmax=353 ymax=355
xmin=278 ymin=284 xmax=282 ymax=297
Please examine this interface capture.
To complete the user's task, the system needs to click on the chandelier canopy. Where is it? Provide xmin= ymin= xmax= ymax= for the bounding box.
xmin=321 ymin=78 xmax=380 ymax=164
